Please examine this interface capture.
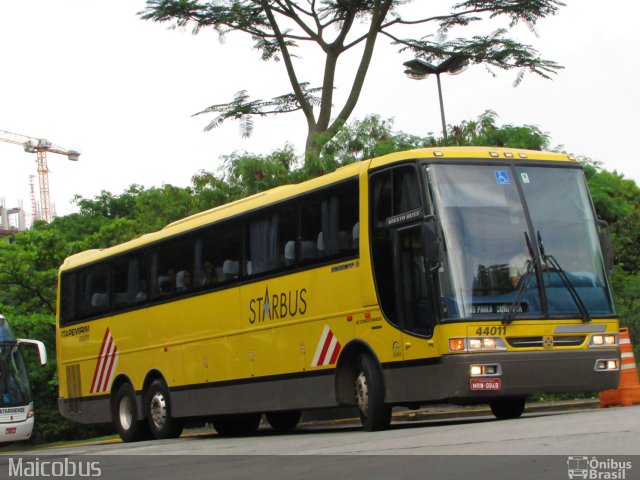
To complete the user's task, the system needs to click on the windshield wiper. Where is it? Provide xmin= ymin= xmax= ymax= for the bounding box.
xmin=503 ymin=232 xmax=535 ymax=325
xmin=537 ymin=231 xmax=591 ymax=323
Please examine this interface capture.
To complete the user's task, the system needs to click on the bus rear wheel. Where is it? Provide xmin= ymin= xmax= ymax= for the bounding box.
xmin=490 ymin=397 xmax=526 ymax=420
xmin=355 ymin=354 xmax=391 ymax=431
xmin=112 ymin=383 xmax=150 ymax=442
xmin=266 ymin=410 xmax=301 ymax=432
xmin=212 ymin=413 xmax=261 ymax=437
xmin=145 ymin=379 xmax=183 ymax=439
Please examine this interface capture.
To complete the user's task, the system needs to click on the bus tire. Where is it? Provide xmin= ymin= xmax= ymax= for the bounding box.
xmin=355 ymin=354 xmax=391 ymax=431
xmin=112 ymin=383 xmax=150 ymax=442
xmin=145 ymin=379 xmax=183 ymax=439
xmin=266 ymin=410 xmax=301 ymax=432
xmin=213 ymin=413 xmax=261 ymax=437
xmin=490 ymin=397 xmax=526 ymax=420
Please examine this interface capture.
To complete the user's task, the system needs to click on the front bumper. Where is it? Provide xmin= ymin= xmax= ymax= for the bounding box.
xmin=385 ymin=348 xmax=620 ymax=404
xmin=0 ymin=417 xmax=34 ymax=443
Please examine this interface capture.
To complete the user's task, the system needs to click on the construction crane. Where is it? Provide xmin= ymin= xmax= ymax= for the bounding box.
xmin=0 ymin=129 xmax=80 ymax=223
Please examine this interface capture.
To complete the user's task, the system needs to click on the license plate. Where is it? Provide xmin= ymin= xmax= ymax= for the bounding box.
xmin=470 ymin=378 xmax=501 ymax=391
xmin=5 ymin=428 xmax=16 ymax=435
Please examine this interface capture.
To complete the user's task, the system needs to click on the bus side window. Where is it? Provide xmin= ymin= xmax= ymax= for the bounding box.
xmin=112 ymin=255 xmax=147 ymax=308
xmin=394 ymin=167 xmax=422 ymax=214
xmin=301 ymin=181 xmax=359 ymax=263
xmin=247 ymin=203 xmax=297 ymax=275
xmin=60 ymin=272 xmax=79 ymax=325
xmin=198 ymin=219 xmax=242 ymax=286
xmin=84 ymin=265 xmax=109 ymax=316
xmin=150 ymin=236 xmax=194 ymax=298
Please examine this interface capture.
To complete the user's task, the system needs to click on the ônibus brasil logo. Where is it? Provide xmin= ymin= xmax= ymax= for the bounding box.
xmin=567 ymin=456 xmax=633 ymax=479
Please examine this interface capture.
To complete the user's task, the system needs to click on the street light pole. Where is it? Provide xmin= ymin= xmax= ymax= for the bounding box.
xmin=435 ymin=73 xmax=447 ymax=140
xmin=403 ymin=55 xmax=469 ymax=141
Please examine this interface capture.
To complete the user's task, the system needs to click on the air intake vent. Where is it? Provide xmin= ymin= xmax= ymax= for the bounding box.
xmin=66 ymin=364 xmax=82 ymax=413
xmin=506 ymin=336 xmax=586 ymax=348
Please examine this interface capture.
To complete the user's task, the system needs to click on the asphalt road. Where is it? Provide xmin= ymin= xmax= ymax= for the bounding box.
xmin=1 ymin=406 xmax=638 ymax=480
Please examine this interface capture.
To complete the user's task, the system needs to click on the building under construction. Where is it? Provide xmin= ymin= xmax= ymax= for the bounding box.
xmin=0 ymin=201 xmax=26 ymax=239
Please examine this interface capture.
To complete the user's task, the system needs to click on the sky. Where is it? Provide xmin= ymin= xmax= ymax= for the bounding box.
xmin=1 ymin=1 xmax=639 ymax=224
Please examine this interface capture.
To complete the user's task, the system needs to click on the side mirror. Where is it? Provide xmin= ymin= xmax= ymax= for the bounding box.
xmin=422 ymin=216 xmax=441 ymax=263
xmin=597 ymin=219 xmax=614 ymax=273
xmin=17 ymin=339 xmax=47 ymax=365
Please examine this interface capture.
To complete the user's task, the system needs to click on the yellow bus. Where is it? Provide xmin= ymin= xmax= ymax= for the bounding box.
xmin=56 ymin=147 xmax=620 ymax=442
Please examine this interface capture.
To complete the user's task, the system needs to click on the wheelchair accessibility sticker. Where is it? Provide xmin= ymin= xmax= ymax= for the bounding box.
xmin=494 ymin=170 xmax=510 ymax=185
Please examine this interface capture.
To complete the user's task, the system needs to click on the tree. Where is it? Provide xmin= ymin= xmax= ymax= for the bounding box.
xmin=140 ymin=0 xmax=564 ymax=166
xmin=446 ymin=109 xmax=550 ymax=150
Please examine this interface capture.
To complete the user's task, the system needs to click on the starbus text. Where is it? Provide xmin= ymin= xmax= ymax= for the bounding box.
xmin=249 ymin=287 xmax=307 ymax=324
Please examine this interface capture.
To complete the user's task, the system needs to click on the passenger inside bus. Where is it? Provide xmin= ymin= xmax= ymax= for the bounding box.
xmin=135 ymin=279 xmax=148 ymax=302
xmin=158 ymin=269 xmax=176 ymax=295
xmin=201 ymin=261 xmax=215 ymax=286
xmin=176 ymin=270 xmax=192 ymax=292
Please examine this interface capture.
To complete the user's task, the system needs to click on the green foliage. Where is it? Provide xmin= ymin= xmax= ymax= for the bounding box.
xmin=583 ymin=162 xmax=640 ymax=273
xmin=444 ymin=110 xmax=551 ymax=149
xmin=218 ymin=144 xmax=300 ymax=197
xmin=584 ymin=167 xmax=636 ymax=224
xmin=0 ymin=229 xmax=76 ymax=315
xmin=319 ymin=115 xmax=436 ymax=169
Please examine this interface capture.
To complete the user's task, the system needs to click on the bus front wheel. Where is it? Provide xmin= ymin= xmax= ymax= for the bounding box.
xmin=112 ymin=383 xmax=150 ymax=442
xmin=490 ymin=397 xmax=526 ymax=420
xmin=145 ymin=379 xmax=183 ymax=439
xmin=355 ymin=354 xmax=391 ymax=431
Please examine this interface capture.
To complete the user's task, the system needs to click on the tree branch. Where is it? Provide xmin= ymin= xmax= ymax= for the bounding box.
xmin=260 ymin=0 xmax=316 ymax=125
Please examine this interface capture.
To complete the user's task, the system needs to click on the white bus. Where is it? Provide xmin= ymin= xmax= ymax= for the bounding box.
xmin=0 ymin=315 xmax=47 ymax=443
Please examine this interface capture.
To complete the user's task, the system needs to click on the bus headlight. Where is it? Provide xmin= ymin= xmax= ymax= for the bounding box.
xmin=27 ymin=409 xmax=35 ymax=419
xmin=470 ymin=364 xmax=502 ymax=376
xmin=467 ymin=337 xmax=507 ymax=351
xmin=594 ymin=359 xmax=619 ymax=371
xmin=589 ymin=334 xmax=618 ymax=347
xmin=449 ymin=337 xmax=507 ymax=352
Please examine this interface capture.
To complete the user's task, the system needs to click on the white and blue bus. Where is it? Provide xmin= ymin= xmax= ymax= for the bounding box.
xmin=0 ymin=315 xmax=46 ymax=443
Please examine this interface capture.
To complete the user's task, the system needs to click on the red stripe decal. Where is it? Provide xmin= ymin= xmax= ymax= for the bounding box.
xmin=90 ymin=328 xmax=111 ymax=393
xmin=100 ymin=343 xmax=118 ymax=392
xmin=316 ymin=331 xmax=334 ymax=366
xmin=95 ymin=335 xmax=113 ymax=393
xmin=329 ymin=340 xmax=341 ymax=365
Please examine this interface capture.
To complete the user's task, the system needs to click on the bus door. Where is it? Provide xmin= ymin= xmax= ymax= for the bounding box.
xmin=370 ymin=165 xmax=439 ymax=362
xmin=392 ymin=225 xmax=438 ymax=361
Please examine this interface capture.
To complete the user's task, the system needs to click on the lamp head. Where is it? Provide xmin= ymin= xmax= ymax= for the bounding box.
xmin=404 ymin=68 xmax=428 ymax=80
xmin=439 ymin=55 xmax=469 ymax=75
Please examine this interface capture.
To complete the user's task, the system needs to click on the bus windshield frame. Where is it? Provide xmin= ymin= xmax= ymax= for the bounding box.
xmin=425 ymin=162 xmax=615 ymax=321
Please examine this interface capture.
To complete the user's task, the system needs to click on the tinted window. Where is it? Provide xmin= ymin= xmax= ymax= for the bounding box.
xmin=59 ymin=178 xmax=360 ymax=323
xmin=113 ymin=254 xmax=148 ymax=309
xmin=83 ymin=264 xmax=110 ymax=316
xmin=300 ymin=182 xmax=359 ymax=264
xmin=60 ymin=272 xmax=80 ymax=325
xmin=194 ymin=220 xmax=242 ymax=286
xmin=150 ymin=237 xmax=194 ymax=298
xmin=247 ymin=202 xmax=298 ymax=276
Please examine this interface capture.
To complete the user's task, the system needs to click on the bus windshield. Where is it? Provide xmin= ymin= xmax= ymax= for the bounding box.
xmin=427 ymin=164 xmax=614 ymax=320
xmin=0 ymin=344 xmax=32 ymax=407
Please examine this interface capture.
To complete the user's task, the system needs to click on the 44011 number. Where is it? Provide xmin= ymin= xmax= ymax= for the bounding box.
xmin=474 ymin=326 xmax=507 ymax=336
